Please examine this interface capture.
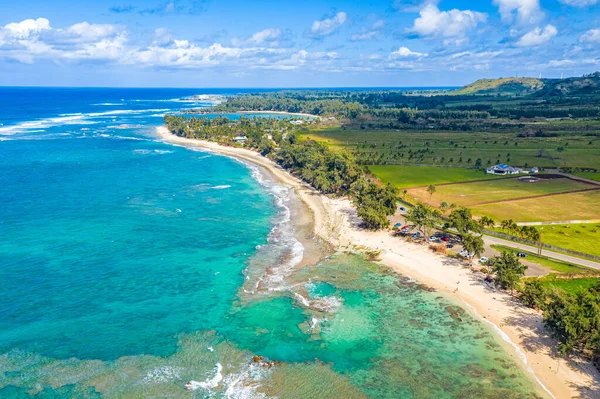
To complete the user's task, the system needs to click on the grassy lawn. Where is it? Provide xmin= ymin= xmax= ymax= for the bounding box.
xmin=536 ymin=223 xmax=600 ymax=257
xmin=408 ymin=177 xmax=592 ymax=207
xmin=535 ymin=275 xmax=599 ymax=295
xmin=471 ymin=190 xmax=600 ymax=223
xmin=367 ymin=165 xmax=499 ymax=189
xmin=575 ymin=172 xmax=600 ymax=182
xmin=490 ymin=244 xmax=596 ymax=275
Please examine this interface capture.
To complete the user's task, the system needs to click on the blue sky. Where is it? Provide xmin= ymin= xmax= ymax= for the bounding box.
xmin=0 ymin=0 xmax=599 ymax=87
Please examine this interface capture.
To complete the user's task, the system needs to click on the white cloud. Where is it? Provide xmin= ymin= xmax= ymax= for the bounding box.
xmin=389 ymin=46 xmax=428 ymax=58
xmin=580 ymin=28 xmax=600 ymax=42
xmin=232 ymin=28 xmax=282 ymax=46
xmin=408 ymin=4 xmax=487 ymax=43
xmin=493 ymin=0 xmax=543 ymax=25
xmin=558 ymin=0 xmax=598 ymax=6
xmin=66 ymin=22 xmax=119 ymax=41
xmin=2 ymin=17 xmax=51 ymax=39
xmin=351 ymin=19 xmax=385 ymax=41
xmin=393 ymin=0 xmax=440 ymax=12
xmin=308 ymin=12 xmax=347 ymax=37
xmin=0 ymin=17 xmax=344 ymax=72
xmin=517 ymin=24 xmax=557 ymax=46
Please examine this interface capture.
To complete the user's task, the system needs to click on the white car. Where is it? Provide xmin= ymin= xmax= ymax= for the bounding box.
xmin=458 ymin=250 xmax=468 ymax=256
xmin=478 ymin=257 xmax=489 ymax=263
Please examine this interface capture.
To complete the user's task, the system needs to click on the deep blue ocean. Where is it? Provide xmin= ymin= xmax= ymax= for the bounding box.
xmin=0 ymin=87 xmax=544 ymax=398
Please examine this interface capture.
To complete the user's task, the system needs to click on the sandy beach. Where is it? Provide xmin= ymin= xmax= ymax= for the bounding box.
xmin=156 ymin=126 xmax=600 ymax=399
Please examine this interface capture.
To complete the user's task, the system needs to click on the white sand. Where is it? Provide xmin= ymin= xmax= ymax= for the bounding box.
xmin=156 ymin=126 xmax=600 ymax=399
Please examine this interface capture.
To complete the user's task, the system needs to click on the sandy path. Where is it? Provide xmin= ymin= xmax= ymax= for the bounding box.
xmin=156 ymin=126 xmax=600 ymax=399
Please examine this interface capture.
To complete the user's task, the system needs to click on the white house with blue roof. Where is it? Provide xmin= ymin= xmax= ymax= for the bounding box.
xmin=486 ymin=164 xmax=523 ymax=175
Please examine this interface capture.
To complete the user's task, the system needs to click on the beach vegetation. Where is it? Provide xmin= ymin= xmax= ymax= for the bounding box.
xmin=490 ymin=251 xmax=527 ymax=294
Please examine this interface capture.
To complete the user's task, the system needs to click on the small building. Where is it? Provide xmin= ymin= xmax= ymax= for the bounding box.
xmin=290 ymin=120 xmax=304 ymax=125
xmin=486 ymin=164 xmax=523 ymax=175
xmin=233 ymin=135 xmax=247 ymax=144
xmin=530 ymin=167 xmax=539 ymax=174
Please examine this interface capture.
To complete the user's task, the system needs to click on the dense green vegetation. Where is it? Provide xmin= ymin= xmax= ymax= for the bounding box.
xmin=518 ymin=279 xmax=600 ymax=365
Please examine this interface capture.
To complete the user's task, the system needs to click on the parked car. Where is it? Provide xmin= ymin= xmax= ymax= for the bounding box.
xmin=399 ymin=207 xmax=407 ymax=212
xmin=517 ymin=252 xmax=528 ymax=258
xmin=446 ymin=244 xmax=454 ymax=249
xmin=478 ymin=257 xmax=489 ymax=263
xmin=394 ymin=222 xmax=402 ymax=228
xmin=411 ymin=232 xmax=421 ymax=239
xmin=440 ymin=237 xmax=450 ymax=242
xmin=429 ymin=236 xmax=440 ymax=242
xmin=458 ymin=250 xmax=474 ymax=258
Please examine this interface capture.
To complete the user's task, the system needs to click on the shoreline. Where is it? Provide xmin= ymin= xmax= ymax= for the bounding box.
xmin=155 ymin=126 xmax=600 ymax=399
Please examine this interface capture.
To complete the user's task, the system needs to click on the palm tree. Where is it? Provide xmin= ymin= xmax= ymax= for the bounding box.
xmin=427 ymin=184 xmax=436 ymax=201
xmin=478 ymin=216 xmax=495 ymax=230
xmin=526 ymin=226 xmax=542 ymax=255
xmin=440 ymin=201 xmax=449 ymax=214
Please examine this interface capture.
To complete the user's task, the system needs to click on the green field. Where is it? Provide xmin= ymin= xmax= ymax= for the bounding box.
xmin=536 ymin=275 xmax=600 ymax=294
xmin=491 ymin=245 xmax=596 ymax=275
xmin=473 ymin=190 xmax=600 ymax=223
xmin=408 ymin=177 xmax=593 ymax=207
xmin=300 ymin=126 xmax=600 ymax=169
xmin=367 ymin=165 xmax=500 ymax=188
xmin=575 ymin=172 xmax=600 ymax=182
xmin=536 ymin=223 xmax=600 ymax=257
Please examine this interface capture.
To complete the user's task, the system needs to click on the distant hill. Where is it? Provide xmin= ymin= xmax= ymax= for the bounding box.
xmin=453 ymin=77 xmax=544 ymax=95
xmin=453 ymin=72 xmax=600 ymax=96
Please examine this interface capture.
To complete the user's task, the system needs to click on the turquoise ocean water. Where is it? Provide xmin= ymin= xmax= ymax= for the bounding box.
xmin=0 ymin=88 xmax=545 ymax=398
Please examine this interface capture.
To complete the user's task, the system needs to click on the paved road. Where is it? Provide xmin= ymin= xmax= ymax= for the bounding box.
xmin=483 ymin=235 xmax=600 ymax=271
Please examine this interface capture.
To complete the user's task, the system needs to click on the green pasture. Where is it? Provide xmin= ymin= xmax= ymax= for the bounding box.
xmin=367 ymin=165 xmax=500 ymax=189
xmin=536 ymin=223 xmax=600 ymax=257
xmin=408 ymin=177 xmax=592 ymax=207
xmin=472 ymin=190 xmax=600 ymax=223
xmin=536 ymin=275 xmax=600 ymax=295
